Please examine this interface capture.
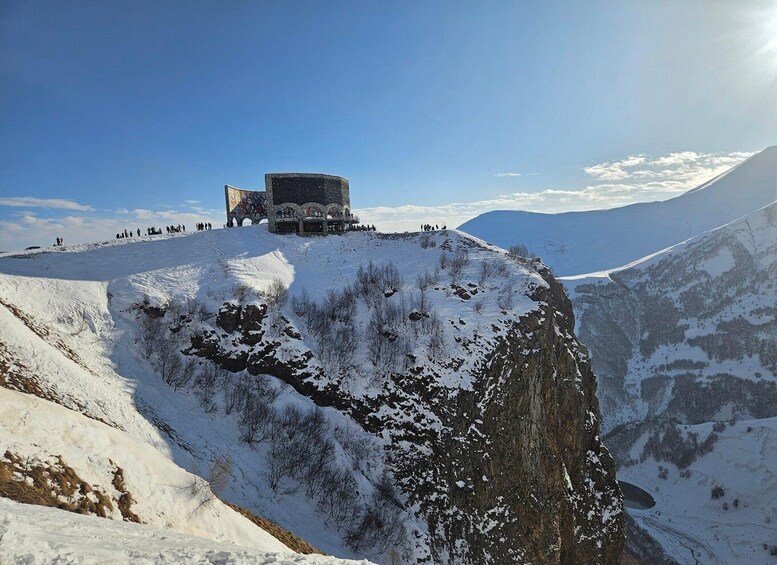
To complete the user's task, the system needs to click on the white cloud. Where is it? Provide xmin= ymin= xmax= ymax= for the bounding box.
xmin=494 ymin=172 xmax=538 ymax=178
xmin=0 ymin=149 xmax=755 ymax=250
xmin=356 ymin=150 xmax=754 ymax=233
xmin=0 ymin=204 xmax=225 ymax=252
xmin=0 ymin=197 xmax=94 ymax=211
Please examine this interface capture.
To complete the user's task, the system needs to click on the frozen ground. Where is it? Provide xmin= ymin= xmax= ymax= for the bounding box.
xmin=0 ymin=224 xmax=547 ymax=563
xmin=0 ymin=497 xmax=370 ymax=565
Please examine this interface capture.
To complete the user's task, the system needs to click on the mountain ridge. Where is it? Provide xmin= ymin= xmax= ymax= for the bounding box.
xmin=459 ymin=145 xmax=777 ymax=276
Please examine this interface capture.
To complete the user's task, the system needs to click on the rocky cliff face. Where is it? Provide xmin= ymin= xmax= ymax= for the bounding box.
xmin=0 ymin=226 xmax=624 ymax=564
xmin=565 ymin=202 xmax=777 ymax=563
xmin=570 ymin=202 xmax=777 ymax=434
xmin=183 ymin=234 xmax=623 ymax=563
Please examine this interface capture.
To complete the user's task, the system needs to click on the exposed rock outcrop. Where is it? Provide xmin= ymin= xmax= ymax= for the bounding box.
xmin=188 ymin=259 xmax=624 ymax=563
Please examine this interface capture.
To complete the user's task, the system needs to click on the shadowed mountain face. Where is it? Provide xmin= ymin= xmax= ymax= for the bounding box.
xmin=564 ymin=201 xmax=777 ymax=563
xmin=459 ymin=146 xmax=777 ymax=276
xmin=568 ymin=201 xmax=777 ymax=432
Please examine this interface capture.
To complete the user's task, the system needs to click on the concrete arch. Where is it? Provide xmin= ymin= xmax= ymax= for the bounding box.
xmin=326 ymin=204 xmax=344 ymax=219
xmin=275 ymin=203 xmax=301 ymax=219
xmin=299 ymin=202 xmax=326 ymax=219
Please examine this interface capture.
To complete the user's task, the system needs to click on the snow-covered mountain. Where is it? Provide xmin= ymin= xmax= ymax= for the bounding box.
xmin=0 ymin=226 xmax=623 ymax=563
xmin=459 ymin=145 xmax=777 ymax=276
xmin=564 ymin=201 xmax=777 ymax=563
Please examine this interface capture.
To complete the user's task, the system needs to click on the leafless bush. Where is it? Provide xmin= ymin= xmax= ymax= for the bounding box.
xmin=291 ymin=288 xmax=313 ymax=317
xmin=193 ymin=363 xmax=226 ymax=412
xmin=158 ymin=338 xmax=185 ymax=389
xmin=427 ymin=313 xmax=446 ymax=360
xmin=367 ymin=301 xmax=407 ymax=370
xmin=449 ymin=249 xmax=469 ymax=283
xmin=415 ymin=271 xmax=435 ymax=292
xmin=478 ymin=259 xmax=497 ymax=285
xmin=318 ymin=463 xmax=361 ymax=528
xmin=233 ymin=283 xmax=251 ymax=302
xmin=472 ymin=300 xmax=485 ymax=315
xmin=356 ymin=261 xmax=402 ymax=303
xmin=266 ymin=277 xmax=288 ymax=308
xmin=239 ymin=375 xmax=280 ymax=443
xmin=346 ymin=474 xmax=406 ymax=553
xmin=497 ymin=286 xmax=514 ymax=310
xmin=508 ymin=243 xmax=532 ymax=258
xmin=380 ymin=263 xmax=401 ymax=296
xmin=208 ymin=455 xmax=232 ymax=495
xmin=138 ymin=314 xmax=162 ymax=358
xmin=419 ymin=233 xmax=436 ymax=249
xmin=438 ymin=251 xmax=449 ymax=270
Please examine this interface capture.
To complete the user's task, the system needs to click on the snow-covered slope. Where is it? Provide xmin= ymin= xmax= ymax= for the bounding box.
xmin=0 ymin=225 xmax=624 ymax=563
xmin=563 ymin=201 xmax=777 ymax=562
xmin=0 ymin=497 xmax=369 ymax=565
xmin=459 ymin=145 xmax=777 ymax=276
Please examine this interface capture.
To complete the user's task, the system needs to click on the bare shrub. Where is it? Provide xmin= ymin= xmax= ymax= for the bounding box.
xmin=497 ymin=286 xmax=514 ymax=310
xmin=158 ymin=338 xmax=184 ymax=388
xmin=380 ymin=262 xmax=401 ymax=296
xmin=267 ymin=277 xmax=289 ymax=308
xmin=419 ymin=233 xmax=435 ymax=249
xmin=346 ymin=474 xmax=406 ymax=553
xmin=291 ymin=288 xmax=313 ymax=317
xmin=508 ymin=243 xmax=532 ymax=258
xmin=478 ymin=260 xmax=497 ymax=285
xmin=367 ymin=301 xmax=406 ymax=370
xmin=208 ymin=455 xmax=232 ymax=495
xmin=438 ymin=251 xmax=449 ymax=270
xmin=415 ymin=272 xmax=431 ymax=292
xmin=233 ymin=283 xmax=252 ymax=302
xmin=223 ymin=373 xmax=240 ymax=415
xmin=449 ymin=249 xmax=469 ymax=283
xmin=472 ymin=300 xmax=485 ymax=315
xmin=138 ymin=314 xmax=162 ymax=358
xmin=427 ymin=314 xmax=446 ymax=360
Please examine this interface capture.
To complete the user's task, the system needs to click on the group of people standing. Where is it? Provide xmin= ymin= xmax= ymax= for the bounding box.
xmin=421 ymin=224 xmax=445 ymax=231
xmin=54 ymin=237 xmax=64 ymax=246
xmin=196 ymin=222 xmax=212 ymax=231
xmin=116 ymin=229 xmax=140 ymax=239
xmin=352 ymin=224 xmax=376 ymax=231
xmin=115 ymin=225 xmax=185 ymax=239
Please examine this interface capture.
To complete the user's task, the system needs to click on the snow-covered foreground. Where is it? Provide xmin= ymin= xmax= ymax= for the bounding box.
xmin=0 ymin=387 xmax=293 ymax=553
xmin=0 ymin=223 xmax=622 ymax=562
xmin=0 ymin=497 xmax=370 ymax=565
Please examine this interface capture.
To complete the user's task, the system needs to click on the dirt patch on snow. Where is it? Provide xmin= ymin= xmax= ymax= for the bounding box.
xmin=0 ymin=450 xmax=114 ymax=518
xmin=225 ymin=501 xmax=322 ymax=555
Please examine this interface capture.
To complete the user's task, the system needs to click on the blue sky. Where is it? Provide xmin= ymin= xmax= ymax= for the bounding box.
xmin=1 ymin=0 xmax=776 ymax=249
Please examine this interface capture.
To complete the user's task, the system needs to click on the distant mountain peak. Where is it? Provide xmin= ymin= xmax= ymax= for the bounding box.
xmin=460 ymin=145 xmax=777 ymax=276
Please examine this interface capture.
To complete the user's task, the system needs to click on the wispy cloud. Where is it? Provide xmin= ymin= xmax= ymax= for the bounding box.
xmin=0 ymin=197 xmax=94 ymax=211
xmin=356 ymin=150 xmax=754 ymax=232
xmin=494 ymin=172 xmax=538 ymax=178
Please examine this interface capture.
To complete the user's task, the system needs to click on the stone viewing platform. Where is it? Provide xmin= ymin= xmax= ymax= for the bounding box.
xmin=225 ymin=173 xmax=359 ymax=234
